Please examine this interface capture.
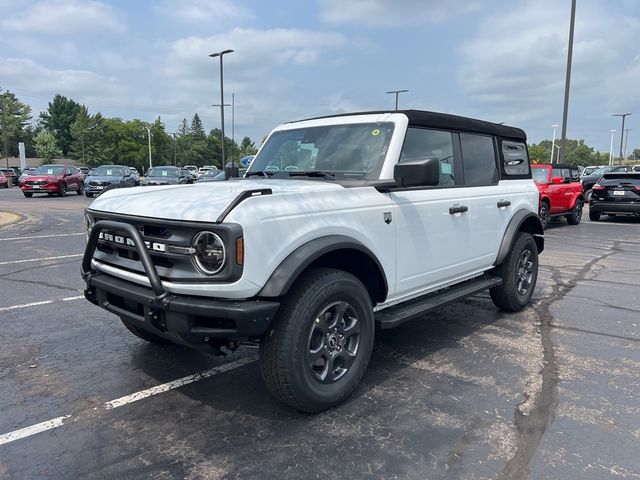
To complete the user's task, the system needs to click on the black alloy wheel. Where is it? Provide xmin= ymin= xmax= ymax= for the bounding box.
xmin=58 ymin=183 xmax=67 ymax=197
xmin=566 ymin=199 xmax=583 ymax=225
xmin=539 ymin=201 xmax=550 ymax=229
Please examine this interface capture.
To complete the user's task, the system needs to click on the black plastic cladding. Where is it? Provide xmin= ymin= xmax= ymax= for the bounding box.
xmin=85 ymin=209 xmax=243 ymax=283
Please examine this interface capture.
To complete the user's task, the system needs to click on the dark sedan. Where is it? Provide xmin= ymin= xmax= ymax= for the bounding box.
xmin=141 ymin=166 xmax=189 ymax=186
xmin=85 ymin=165 xmax=136 ymax=197
xmin=589 ymin=172 xmax=640 ymax=221
xmin=581 ymin=165 xmax=631 ymax=200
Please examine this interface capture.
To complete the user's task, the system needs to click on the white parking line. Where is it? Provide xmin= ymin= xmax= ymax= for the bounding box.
xmin=0 ymin=355 xmax=258 ymax=446
xmin=0 ymin=232 xmax=84 ymax=242
xmin=0 ymin=254 xmax=83 ymax=265
xmin=0 ymin=295 xmax=84 ymax=313
xmin=0 ymin=416 xmax=71 ymax=446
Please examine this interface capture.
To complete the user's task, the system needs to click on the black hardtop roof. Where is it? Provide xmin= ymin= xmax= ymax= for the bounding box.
xmin=294 ymin=109 xmax=527 ymax=140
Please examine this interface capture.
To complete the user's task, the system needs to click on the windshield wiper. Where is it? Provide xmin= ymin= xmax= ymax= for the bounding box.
xmin=245 ymin=171 xmax=274 ymax=178
xmin=288 ymin=171 xmax=336 ymax=180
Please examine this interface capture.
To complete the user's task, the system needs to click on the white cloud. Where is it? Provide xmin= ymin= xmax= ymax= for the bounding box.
xmin=1 ymin=0 xmax=125 ymax=35
xmin=155 ymin=0 xmax=252 ymax=24
xmin=318 ymin=0 xmax=483 ymax=27
xmin=0 ymin=57 xmax=121 ymax=101
xmin=458 ymin=0 xmax=640 ymax=146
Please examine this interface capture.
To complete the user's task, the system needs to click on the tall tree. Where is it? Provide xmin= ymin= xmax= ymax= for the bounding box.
xmin=178 ymin=118 xmax=189 ymax=136
xmin=40 ymin=94 xmax=82 ymax=156
xmin=34 ymin=130 xmax=62 ymax=163
xmin=190 ymin=113 xmax=206 ymax=139
xmin=0 ymin=88 xmax=32 ymax=168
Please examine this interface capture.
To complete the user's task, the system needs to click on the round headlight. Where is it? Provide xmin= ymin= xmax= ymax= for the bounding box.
xmin=192 ymin=231 xmax=226 ymax=275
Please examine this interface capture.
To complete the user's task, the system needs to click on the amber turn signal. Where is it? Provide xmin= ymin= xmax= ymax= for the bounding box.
xmin=236 ymin=237 xmax=244 ymax=265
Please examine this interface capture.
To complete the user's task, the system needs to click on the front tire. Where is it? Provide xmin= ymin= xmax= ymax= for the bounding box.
xmin=585 ymin=189 xmax=592 ymax=201
xmin=85 ymin=192 xmax=94 ymax=198
xmin=566 ymin=199 xmax=583 ymax=225
xmin=490 ymin=232 xmax=539 ymax=312
xmin=539 ymin=201 xmax=550 ymax=230
xmin=260 ymin=268 xmax=375 ymax=413
xmin=77 ymin=183 xmax=84 ymax=195
xmin=23 ymin=191 xmax=33 ymax=198
xmin=58 ymin=183 xmax=67 ymax=197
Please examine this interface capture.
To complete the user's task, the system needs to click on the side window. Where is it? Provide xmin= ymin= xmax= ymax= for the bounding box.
xmin=551 ymin=168 xmax=562 ymax=178
xmin=400 ymin=127 xmax=456 ymax=186
xmin=460 ymin=133 xmax=498 ymax=186
xmin=570 ymin=168 xmax=580 ymax=181
xmin=66 ymin=167 xmax=73 ymax=175
xmin=561 ymin=168 xmax=571 ymax=182
xmin=501 ymin=141 xmax=530 ymax=176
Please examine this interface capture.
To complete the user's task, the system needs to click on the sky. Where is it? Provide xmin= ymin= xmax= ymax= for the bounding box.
xmin=0 ymin=0 xmax=638 ymax=154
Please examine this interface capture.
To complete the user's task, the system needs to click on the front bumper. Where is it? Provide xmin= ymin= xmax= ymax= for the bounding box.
xmin=84 ymin=273 xmax=280 ymax=345
xmin=589 ymin=200 xmax=640 ymax=216
xmin=82 ymin=219 xmax=279 ymax=346
xmin=22 ymin=184 xmax=58 ymax=193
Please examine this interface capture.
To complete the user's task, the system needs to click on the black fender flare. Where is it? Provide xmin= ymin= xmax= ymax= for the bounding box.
xmin=495 ymin=210 xmax=544 ymax=265
xmin=258 ymin=235 xmax=388 ymax=301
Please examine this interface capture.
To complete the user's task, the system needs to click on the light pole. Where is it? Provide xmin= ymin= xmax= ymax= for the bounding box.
xmin=558 ymin=0 xmax=576 ymax=163
xmin=552 ymin=144 xmax=560 ymax=163
xmin=609 ymin=129 xmax=616 ymax=166
xmin=550 ymin=124 xmax=559 ymax=163
xmin=209 ymin=49 xmax=234 ymax=177
xmin=612 ymin=113 xmax=631 ymax=163
xmin=386 ymin=89 xmax=408 ymax=110
xmin=171 ymin=133 xmax=177 ymax=166
xmin=145 ymin=126 xmax=152 ymax=170
xmin=212 ymin=102 xmax=232 ymax=164
xmin=623 ymin=129 xmax=631 ymax=161
xmin=231 ymin=93 xmax=235 ymax=144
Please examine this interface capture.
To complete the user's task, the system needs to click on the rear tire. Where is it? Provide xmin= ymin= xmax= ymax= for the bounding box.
xmin=23 ymin=191 xmax=32 ymax=198
xmin=490 ymin=232 xmax=538 ymax=312
xmin=589 ymin=210 xmax=601 ymax=221
xmin=120 ymin=318 xmax=171 ymax=345
xmin=260 ymin=268 xmax=374 ymax=413
xmin=566 ymin=199 xmax=583 ymax=225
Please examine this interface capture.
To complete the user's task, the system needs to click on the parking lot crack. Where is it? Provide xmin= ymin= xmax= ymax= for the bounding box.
xmin=498 ymin=242 xmax=620 ymax=480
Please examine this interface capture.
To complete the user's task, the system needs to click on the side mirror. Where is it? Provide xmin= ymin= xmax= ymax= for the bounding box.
xmin=551 ymin=176 xmax=564 ymax=184
xmin=394 ymin=158 xmax=440 ymax=187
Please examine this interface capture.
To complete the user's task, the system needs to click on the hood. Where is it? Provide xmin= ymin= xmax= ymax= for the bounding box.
xmin=88 ymin=175 xmax=123 ymax=183
xmin=88 ymin=179 xmax=344 ymax=222
xmin=24 ymin=174 xmax=62 ymax=182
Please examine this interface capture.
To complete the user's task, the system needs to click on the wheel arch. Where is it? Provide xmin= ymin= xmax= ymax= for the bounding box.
xmin=258 ymin=235 xmax=388 ymax=305
xmin=495 ymin=210 xmax=544 ymax=266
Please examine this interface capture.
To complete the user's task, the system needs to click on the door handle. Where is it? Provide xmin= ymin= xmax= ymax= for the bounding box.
xmin=449 ymin=205 xmax=468 ymax=214
xmin=497 ymin=200 xmax=511 ymax=208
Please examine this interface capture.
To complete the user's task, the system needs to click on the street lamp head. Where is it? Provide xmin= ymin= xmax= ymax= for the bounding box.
xmin=609 ymin=129 xmax=616 ymax=132
xmin=209 ymin=49 xmax=234 ymax=58
xmin=612 ymin=113 xmax=632 ymax=117
xmin=386 ymin=89 xmax=409 ymax=94
xmin=552 ymin=124 xmax=559 ymax=127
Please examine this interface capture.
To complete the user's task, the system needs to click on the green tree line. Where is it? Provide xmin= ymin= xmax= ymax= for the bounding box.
xmin=1 ymin=89 xmax=258 ymax=171
xmin=528 ymin=139 xmax=619 ymax=166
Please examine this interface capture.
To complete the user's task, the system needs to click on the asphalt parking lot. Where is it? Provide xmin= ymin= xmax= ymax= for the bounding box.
xmin=0 ymin=186 xmax=639 ymax=480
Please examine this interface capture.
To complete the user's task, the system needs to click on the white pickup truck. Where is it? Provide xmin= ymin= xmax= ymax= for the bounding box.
xmin=82 ymin=110 xmax=543 ymax=412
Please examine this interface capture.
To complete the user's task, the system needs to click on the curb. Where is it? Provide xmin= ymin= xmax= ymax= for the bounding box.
xmin=0 ymin=211 xmax=23 ymax=229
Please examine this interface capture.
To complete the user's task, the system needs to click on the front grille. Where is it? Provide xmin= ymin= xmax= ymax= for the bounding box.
xmin=89 ymin=181 xmax=111 ymax=186
xmin=26 ymin=180 xmax=47 ymax=185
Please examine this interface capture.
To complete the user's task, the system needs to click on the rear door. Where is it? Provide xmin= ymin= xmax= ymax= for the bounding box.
xmin=460 ymin=133 xmax=512 ymax=271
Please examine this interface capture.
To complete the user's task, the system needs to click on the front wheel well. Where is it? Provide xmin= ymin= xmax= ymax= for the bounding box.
xmin=307 ymin=249 xmax=387 ymax=305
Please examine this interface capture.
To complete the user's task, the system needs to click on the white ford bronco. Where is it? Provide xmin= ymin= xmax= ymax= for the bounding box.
xmin=82 ymin=110 xmax=543 ymax=412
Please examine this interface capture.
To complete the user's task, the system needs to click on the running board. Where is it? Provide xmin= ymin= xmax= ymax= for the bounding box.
xmin=375 ymin=275 xmax=502 ymax=329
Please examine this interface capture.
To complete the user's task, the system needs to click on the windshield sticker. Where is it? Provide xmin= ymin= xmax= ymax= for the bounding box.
xmin=106 ymin=169 xmax=113 ymax=175
xmin=371 ymin=129 xmax=380 ymax=136
xmin=162 ymin=170 xmax=167 ymax=176
xmin=46 ymin=168 xmax=54 ymax=174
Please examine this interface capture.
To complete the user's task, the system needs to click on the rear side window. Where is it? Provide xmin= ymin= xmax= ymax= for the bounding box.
xmin=460 ymin=133 xmax=498 ymax=186
xmin=400 ymin=127 xmax=457 ymax=186
xmin=570 ymin=168 xmax=580 ymax=181
xmin=501 ymin=141 xmax=530 ymax=176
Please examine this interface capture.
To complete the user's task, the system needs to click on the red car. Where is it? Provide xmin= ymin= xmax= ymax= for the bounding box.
xmin=0 ymin=171 xmax=7 ymax=188
xmin=531 ymin=163 xmax=584 ymax=229
xmin=21 ymin=164 xmax=85 ymax=198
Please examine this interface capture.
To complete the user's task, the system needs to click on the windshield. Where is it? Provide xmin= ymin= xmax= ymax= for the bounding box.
xmin=590 ymin=167 xmax=609 ymax=176
xmin=248 ymin=122 xmax=395 ymax=180
xmin=531 ymin=167 xmax=549 ymax=183
xmin=148 ymin=167 xmax=178 ymax=177
xmin=92 ymin=166 xmax=123 ymax=176
xmin=34 ymin=165 xmax=64 ymax=175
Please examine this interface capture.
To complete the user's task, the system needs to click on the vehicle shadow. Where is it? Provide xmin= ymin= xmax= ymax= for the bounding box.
xmin=129 ymin=295 xmax=508 ymax=419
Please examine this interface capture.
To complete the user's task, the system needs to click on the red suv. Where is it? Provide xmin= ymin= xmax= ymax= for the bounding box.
xmin=21 ymin=164 xmax=85 ymax=198
xmin=531 ymin=163 xmax=584 ymax=229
